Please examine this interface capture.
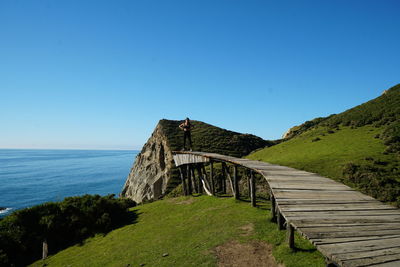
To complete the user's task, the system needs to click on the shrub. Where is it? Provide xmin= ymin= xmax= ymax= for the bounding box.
xmin=0 ymin=194 xmax=136 ymax=267
xmin=342 ymin=163 xmax=400 ymax=204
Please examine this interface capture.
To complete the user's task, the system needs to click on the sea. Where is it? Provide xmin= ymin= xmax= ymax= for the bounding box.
xmin=0 ymin=149 xmax=138 ymax=218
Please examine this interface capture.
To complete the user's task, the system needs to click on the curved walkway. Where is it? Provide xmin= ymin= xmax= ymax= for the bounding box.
xmin=173 ymin=151 xmax=400 ymax=267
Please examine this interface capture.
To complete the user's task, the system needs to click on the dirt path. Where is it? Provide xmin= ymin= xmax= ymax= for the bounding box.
xmin=215 ymin=239 xmax=284 ymax=267
xmin=214 ymin=223 xmax=284 ymax=267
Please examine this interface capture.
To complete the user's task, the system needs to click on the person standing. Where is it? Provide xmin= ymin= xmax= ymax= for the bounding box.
xmin=179 ymin=118 xmax=193 ymax=151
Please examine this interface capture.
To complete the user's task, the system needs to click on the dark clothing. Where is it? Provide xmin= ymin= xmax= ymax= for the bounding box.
xmin=183 ymin=123 xmax=191 ymax=131
xmin=183 ymin=131 xmax=192 ymax=150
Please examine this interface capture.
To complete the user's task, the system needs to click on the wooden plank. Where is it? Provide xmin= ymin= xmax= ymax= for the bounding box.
xmin=341 ymin=253 xmax=400 ymax=267
xmin=291 ymin=218 xmax=400 ymax=225
xmin=284 ymin=210 xmax=400 ymax=217
xmin=287 ymin=216 xmax=400 ymax=224
xmin=318 ymin=237 xmax=400 ymax=255
xmin=305 ymin=230 xmax=400 ymax=239
xmin=173 ymin=154 xmax=209 ymax=166
xmin=274 ymin=189 xmax=365 ymax=194
xmin=274 ymin=192 xmax=374 ymax=201
xmin=279 ymin=204 xmax=397 ymax=212
xmin=299 ymin=225 xmax=400 ymax=233
xmin=333 ymin=246 xmax=400 ymax=261
xmin=269 ymin=180 xmax=349 ymax=186
xmin=268 ymin=176 xmax=331 ymax=181
xmin=268 ymin=179 xmax=343 ymax=185
xmin=277 ymin=199 xmax=379 ymax=205
xmin=294 ymin=222 xmax=400 ymax=229
xmin=365 ymin=260 xmax=400 ymax=267
xmin=312 ymin=235 xmax=400 ymax=246
xmin=269 ymin=185 xmax=353 ymax=191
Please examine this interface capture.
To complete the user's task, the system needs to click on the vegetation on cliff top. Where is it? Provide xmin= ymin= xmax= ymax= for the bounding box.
xmin=159 ymin=119 xmax=274 ymax=157
xmin=31 ymin=196 xmax=325 ymax=267
xmin=249 ymin=84 xmax=400 ymax=206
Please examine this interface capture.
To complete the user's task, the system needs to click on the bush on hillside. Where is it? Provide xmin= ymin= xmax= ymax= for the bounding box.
xmin=381 ymin=122 xmax=400 ymax=154
xmin=0 ymin=194 xmax=136 ymax=267
xmin=342 ymin=163 xmax=400 ymax=205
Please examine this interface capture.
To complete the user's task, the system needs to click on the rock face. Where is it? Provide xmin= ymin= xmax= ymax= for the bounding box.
xmin=121 ymin=119 xmax=272 ymax=203
xmin=121 ymin=122 xmax=174 ymax=203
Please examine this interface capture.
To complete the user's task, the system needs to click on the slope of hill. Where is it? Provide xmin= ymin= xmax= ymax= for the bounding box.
xmin=31 ymin=196 xmax=325 ymax=267
xmin=121 ymin=119 xmax=273 ymax=203
xmin=248 ymin=84 xmax=400 ymax=206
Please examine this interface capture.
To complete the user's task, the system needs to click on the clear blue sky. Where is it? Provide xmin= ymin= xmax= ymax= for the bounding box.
xmin=1 ymin=0 xmax=399 ymax=150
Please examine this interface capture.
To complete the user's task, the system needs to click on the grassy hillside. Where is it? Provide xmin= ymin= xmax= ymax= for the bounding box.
xmin=249 ymin=84 xmax=400 ymax=206
xmin=159 ymin=119 xmax=274 ymax=157
xmin=31 ymin=196 xmax=325 ymax=267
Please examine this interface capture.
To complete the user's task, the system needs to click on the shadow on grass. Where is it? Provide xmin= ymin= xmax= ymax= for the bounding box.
xmin=293 ymin=246 xmax=318 ymax=253
xmin=78 ymin=209 xmax=140 ymax=245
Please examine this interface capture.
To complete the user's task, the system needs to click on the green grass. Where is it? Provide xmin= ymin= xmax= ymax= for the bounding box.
xmin=248 ymin=125 xmax=386 ymax=179
xmin=31 ymin=196 xmax=325 ymax=267
xmin=248 ymin=125 xmax=400 ymax=204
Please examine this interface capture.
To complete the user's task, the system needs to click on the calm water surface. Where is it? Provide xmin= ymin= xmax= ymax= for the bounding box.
xmin=0 ymin=149 xmax=138 ymax=217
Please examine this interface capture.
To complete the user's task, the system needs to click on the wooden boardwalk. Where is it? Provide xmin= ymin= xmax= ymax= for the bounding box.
xmin=172 ymin=151 xmax=400 ymax=267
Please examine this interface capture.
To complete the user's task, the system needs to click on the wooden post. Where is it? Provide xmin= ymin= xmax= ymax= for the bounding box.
xmin=233 ymin=165 xmax=239 ymax=200
xmin=210 ymin=161 xmax=215 ymax=195
xmin=221 ymin=165 xmax=226 ymax=194
xmin=271 ymin=193 xmax=277 ymax=222
xmin=42 ymin=239 xmax=48 ymax=260
xmin=191 ymin=167 xmax=197 ymax=193
xmin=277 ymin=208 xmax=285 ymax=230
xmin=250 ymin=170 xmax=256 ymax=207
xmin=222 ymin=162 xmax=235 ymax=198
xmin=201 ymin=166 xmax=212 ymax=192
xmin=187 ymin=165 xmax=193 ymax=195
xmin=287 ymin=222 xmax=295 ymax=249
xmin=179 ymin=167 xmax=188 ymax=196
xmin=326 ymin=260 xmax=339 ymax=267
xmin=247 ymin=173 xmax=251 ymax=198
xmin=202 ymin=165 xmax=210 ymax=189
xmin=199 ymin=165 xmax=212 ymax=195
xmin=196 ymin=166 xmax=203 ymax=194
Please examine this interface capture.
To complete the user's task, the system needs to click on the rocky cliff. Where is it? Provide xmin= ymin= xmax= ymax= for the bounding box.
xmin=121 ymin=119 xmax=273 ymax=203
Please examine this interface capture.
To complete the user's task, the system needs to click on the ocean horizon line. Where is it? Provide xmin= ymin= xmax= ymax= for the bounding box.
xmin=0 ymin=148 xmax=140 ymax=151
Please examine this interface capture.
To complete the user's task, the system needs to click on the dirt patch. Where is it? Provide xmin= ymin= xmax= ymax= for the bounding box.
xmin=167 ymin=197 xmax=197 ymax=205
xmin=214 ymin=240 xmax=284 ymax=267
xmin=203 ymin=206 xmax=222 ymax=212
xmin=239 ymin=223 xmax=254 ymax=236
